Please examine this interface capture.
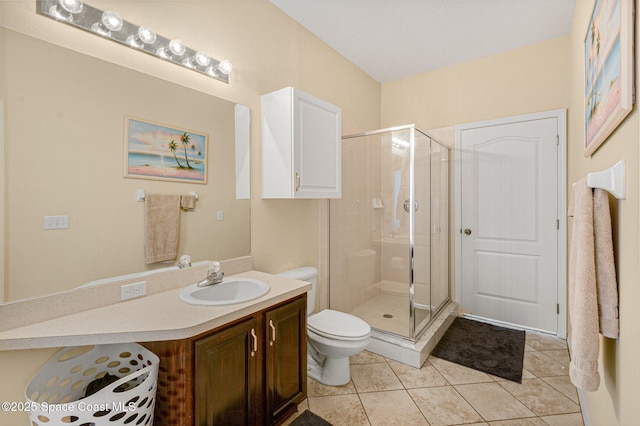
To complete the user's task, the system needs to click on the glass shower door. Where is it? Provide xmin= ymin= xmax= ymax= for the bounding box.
xmin=378 ymin=128 xmax=413 ymax=338
xmin=330 ymin=126 xmax=449 ymax=341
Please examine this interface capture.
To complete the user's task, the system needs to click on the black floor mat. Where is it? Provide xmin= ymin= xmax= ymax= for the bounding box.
xmin=289 ymin=410 xmax=333 ymax=426
xmin=431 ymin=317 xmax=526 ymax=383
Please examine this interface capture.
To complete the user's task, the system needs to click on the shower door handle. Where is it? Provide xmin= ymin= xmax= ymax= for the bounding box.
xmin=463 ymin=228 xmax=472 ymax=235
xmin=403 ymin=199 xmax=419 ymax=213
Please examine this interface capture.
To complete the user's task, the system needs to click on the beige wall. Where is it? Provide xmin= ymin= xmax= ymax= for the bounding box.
xmin=567 ymin=1 xmax=640 ymax=424
xmin=381 ymin=36 xmax=571 ymax=304
xmin=0 ymin=1 xmax=381 ymax=424
xmin=381 ymin=2 xmax=640 ymax=424
xmin=381 ymin=36 xmax=570 ymax=130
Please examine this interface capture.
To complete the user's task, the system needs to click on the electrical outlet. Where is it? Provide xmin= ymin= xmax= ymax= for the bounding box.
xmin=44 ymin=215 xmax=69 ymax=230
xmin=121 ymin=281 xmax=147 ymax=301
xmin=217 ymin=210 xmax=224 ymax=221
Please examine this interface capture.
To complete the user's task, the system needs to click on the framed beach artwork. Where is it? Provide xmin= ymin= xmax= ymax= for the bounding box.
xmin=584 ymin=0 xmax=634 ymax=157
xmin=124 ymin=117 xmax=208 ymax=183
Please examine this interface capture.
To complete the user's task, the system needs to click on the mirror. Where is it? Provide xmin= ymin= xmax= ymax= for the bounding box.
xmin=1 ymin=28 xmax=251 ymax=302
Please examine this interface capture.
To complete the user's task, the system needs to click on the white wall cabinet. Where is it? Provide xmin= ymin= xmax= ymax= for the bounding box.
xmin=261 ymin=87 xmax=341 ymax=198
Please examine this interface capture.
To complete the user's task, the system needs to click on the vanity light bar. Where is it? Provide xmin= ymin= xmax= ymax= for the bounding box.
xmin=36 ymin=0 xmax=231 ymax=84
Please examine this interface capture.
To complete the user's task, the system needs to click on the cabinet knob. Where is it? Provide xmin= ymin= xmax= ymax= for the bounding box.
xmin=269 ymin=319 xmax=276 ymax=346
xmin=295 ymin=173 xmax=301 ymax=192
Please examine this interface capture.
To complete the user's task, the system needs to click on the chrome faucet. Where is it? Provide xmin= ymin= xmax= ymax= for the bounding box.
xmin=196 ymin=262 xmax=224 ymax=287
xmin=178 ymin=254 xmax=192 ymax=269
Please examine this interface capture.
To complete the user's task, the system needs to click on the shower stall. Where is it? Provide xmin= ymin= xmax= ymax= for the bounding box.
xmin=329 ymin=125 xmax=450 ymax=341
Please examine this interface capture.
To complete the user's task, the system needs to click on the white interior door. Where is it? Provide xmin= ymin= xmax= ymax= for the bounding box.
xmin=457 ymin=113 xmax=563 ymax=334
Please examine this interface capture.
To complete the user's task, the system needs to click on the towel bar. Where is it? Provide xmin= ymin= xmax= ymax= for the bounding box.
xmin=586 ymin=160 xmax=625 ymax=200
xmin=136 ymin=189 xmax=199 ymax=202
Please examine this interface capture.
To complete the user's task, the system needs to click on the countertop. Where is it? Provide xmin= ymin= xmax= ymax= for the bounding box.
xmin=0 ymin=270 xmax=310 ymax=350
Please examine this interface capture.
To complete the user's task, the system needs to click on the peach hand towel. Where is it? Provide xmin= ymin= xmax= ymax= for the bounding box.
xmin=568 ymin=179 xmax=600 ymax=392
xmin=145 ymin=194 xmax=181 ymax=264
xmin=181 ymin=194 xmax=196 ymax=210
xmin=593 ymin=189 xmax=619 ymax=339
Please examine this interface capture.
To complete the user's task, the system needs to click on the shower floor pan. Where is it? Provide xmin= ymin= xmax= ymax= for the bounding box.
xmin=351 ymin=298 xmax=458 ymax=368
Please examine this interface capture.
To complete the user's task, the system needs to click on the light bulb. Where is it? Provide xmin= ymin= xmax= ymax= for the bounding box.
xmin=217 ymin=60 xmax=232 ymax=75
xmin=195 ymin=51 xmax=210 ymax=67
xmin=59 ymin=0 xmax=83 ymax=14
xmin=169 ymin=39 xmax=186 ymax=56
xmin=127 ymin=25 xmax=157 ymax=48
xmin=102 ymin=11 xmax=123 ymax=31
xmin=183 ymin=51 xmax=210 ymax=68
xmin=157 ymin=39 xmax=186 ymax=59
xmin=91 ymin=10 xmax=122 ymax=36
xmin=206 ymin=59 xmax=232 ymax=78
xmin=49 ymin=0 xmax=83 ymax=22
xmin=138 ymin=26 xmax=157 ymax=44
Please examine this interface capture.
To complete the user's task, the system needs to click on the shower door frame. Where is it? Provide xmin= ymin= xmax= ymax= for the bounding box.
xmin=337 ymin=124 xmax=450 ymax=342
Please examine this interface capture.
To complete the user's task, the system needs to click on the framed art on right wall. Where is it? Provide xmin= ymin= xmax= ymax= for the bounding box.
xmin=584 ymin=0 xmax=634 ymax=157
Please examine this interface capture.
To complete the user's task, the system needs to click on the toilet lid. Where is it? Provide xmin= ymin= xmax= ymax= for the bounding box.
xmin=308 ymin=309 xmax=371 ymax=340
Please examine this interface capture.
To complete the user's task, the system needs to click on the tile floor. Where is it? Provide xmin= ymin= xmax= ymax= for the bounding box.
xmin=285 ymin=331 xmax=584 ymax=426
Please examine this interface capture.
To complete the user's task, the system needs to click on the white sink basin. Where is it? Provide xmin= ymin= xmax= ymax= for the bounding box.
xmin=179 ymin=277 xmax=270 ymax=306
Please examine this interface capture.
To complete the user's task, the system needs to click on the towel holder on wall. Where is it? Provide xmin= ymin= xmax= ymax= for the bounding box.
xmin=136 ymin=189 xmax=199 ymax=202
xmin=586 ymin=160 xmax=626 ymax=200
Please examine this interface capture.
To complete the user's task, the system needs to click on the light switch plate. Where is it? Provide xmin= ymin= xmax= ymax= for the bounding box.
xmin=44 ymin=215 xmax=69 ymax=230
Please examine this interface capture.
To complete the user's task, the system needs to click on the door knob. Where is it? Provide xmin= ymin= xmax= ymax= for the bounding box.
xmin=464 ymin=228 xmax=472 ymax=235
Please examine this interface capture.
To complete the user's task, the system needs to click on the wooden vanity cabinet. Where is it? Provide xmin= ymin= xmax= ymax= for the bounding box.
xmin=143 ymin=294 xmax=307 ymax=426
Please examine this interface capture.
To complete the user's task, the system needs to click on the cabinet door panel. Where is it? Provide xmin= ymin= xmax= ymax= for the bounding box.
xmin=196 ymin=317 xmax=258 ymax=426
xmin=265 ymin=297 xmax=307 ymax=423
xmin=294 ymin=91 xmax=341 ymax=198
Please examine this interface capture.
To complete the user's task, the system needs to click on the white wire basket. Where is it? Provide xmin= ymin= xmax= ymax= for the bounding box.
xmin=25 ymin=343 xmax=159 ymax=426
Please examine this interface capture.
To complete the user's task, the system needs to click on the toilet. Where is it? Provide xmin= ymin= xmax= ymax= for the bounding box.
xmin=278 ymin=267 xmax=371 ymax=386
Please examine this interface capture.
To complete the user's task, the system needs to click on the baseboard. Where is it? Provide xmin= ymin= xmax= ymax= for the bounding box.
xmin=577 ymin=388 xmax=590 ymax=425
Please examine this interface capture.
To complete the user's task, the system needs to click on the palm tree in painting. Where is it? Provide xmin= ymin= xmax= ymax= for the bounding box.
xmin=180 ymin=132 xmax=192 ymax=169
xmin=168 ymin=140 xmax=184 ymax=168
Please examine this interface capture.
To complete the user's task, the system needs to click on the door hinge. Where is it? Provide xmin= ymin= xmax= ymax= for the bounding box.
xmin=557 ymin=219 xmax=559 ymax=230
xmin=556 ymin=134 xmax=559 ymax=145
xmin=557 ymin=304 xmax=560 ymax=314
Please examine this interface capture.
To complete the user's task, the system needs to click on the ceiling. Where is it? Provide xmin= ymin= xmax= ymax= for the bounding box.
xmin=269 ymin=0 xmax=576 ymax=83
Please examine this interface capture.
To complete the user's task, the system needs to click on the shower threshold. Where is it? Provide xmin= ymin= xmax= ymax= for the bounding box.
xmin=365 ymin=301 xmax=458 ymax=368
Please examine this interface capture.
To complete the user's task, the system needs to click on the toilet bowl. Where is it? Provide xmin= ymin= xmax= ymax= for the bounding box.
xmin=278 ymin=267 xmax=371 ymax=386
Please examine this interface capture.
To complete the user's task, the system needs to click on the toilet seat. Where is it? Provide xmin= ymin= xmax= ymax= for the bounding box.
xmin=307 ymin=309 xmax=370 ymax=341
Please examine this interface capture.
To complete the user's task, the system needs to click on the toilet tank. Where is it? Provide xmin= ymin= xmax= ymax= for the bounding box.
xmin=277 ymin=266 xmax=317 ymax=315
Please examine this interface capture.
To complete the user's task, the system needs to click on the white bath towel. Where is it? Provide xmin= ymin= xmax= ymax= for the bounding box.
xmin=568 ymin=179 xmax=600 ymax=392
xmin=593 ymin=189 xmax=619 ymax=339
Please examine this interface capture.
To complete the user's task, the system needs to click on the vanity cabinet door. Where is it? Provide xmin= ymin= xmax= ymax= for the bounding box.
xmin=264 ymin=296 xmax=307 ymax=425
xmin=195 ymin=316 xmax=261 ymax=426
